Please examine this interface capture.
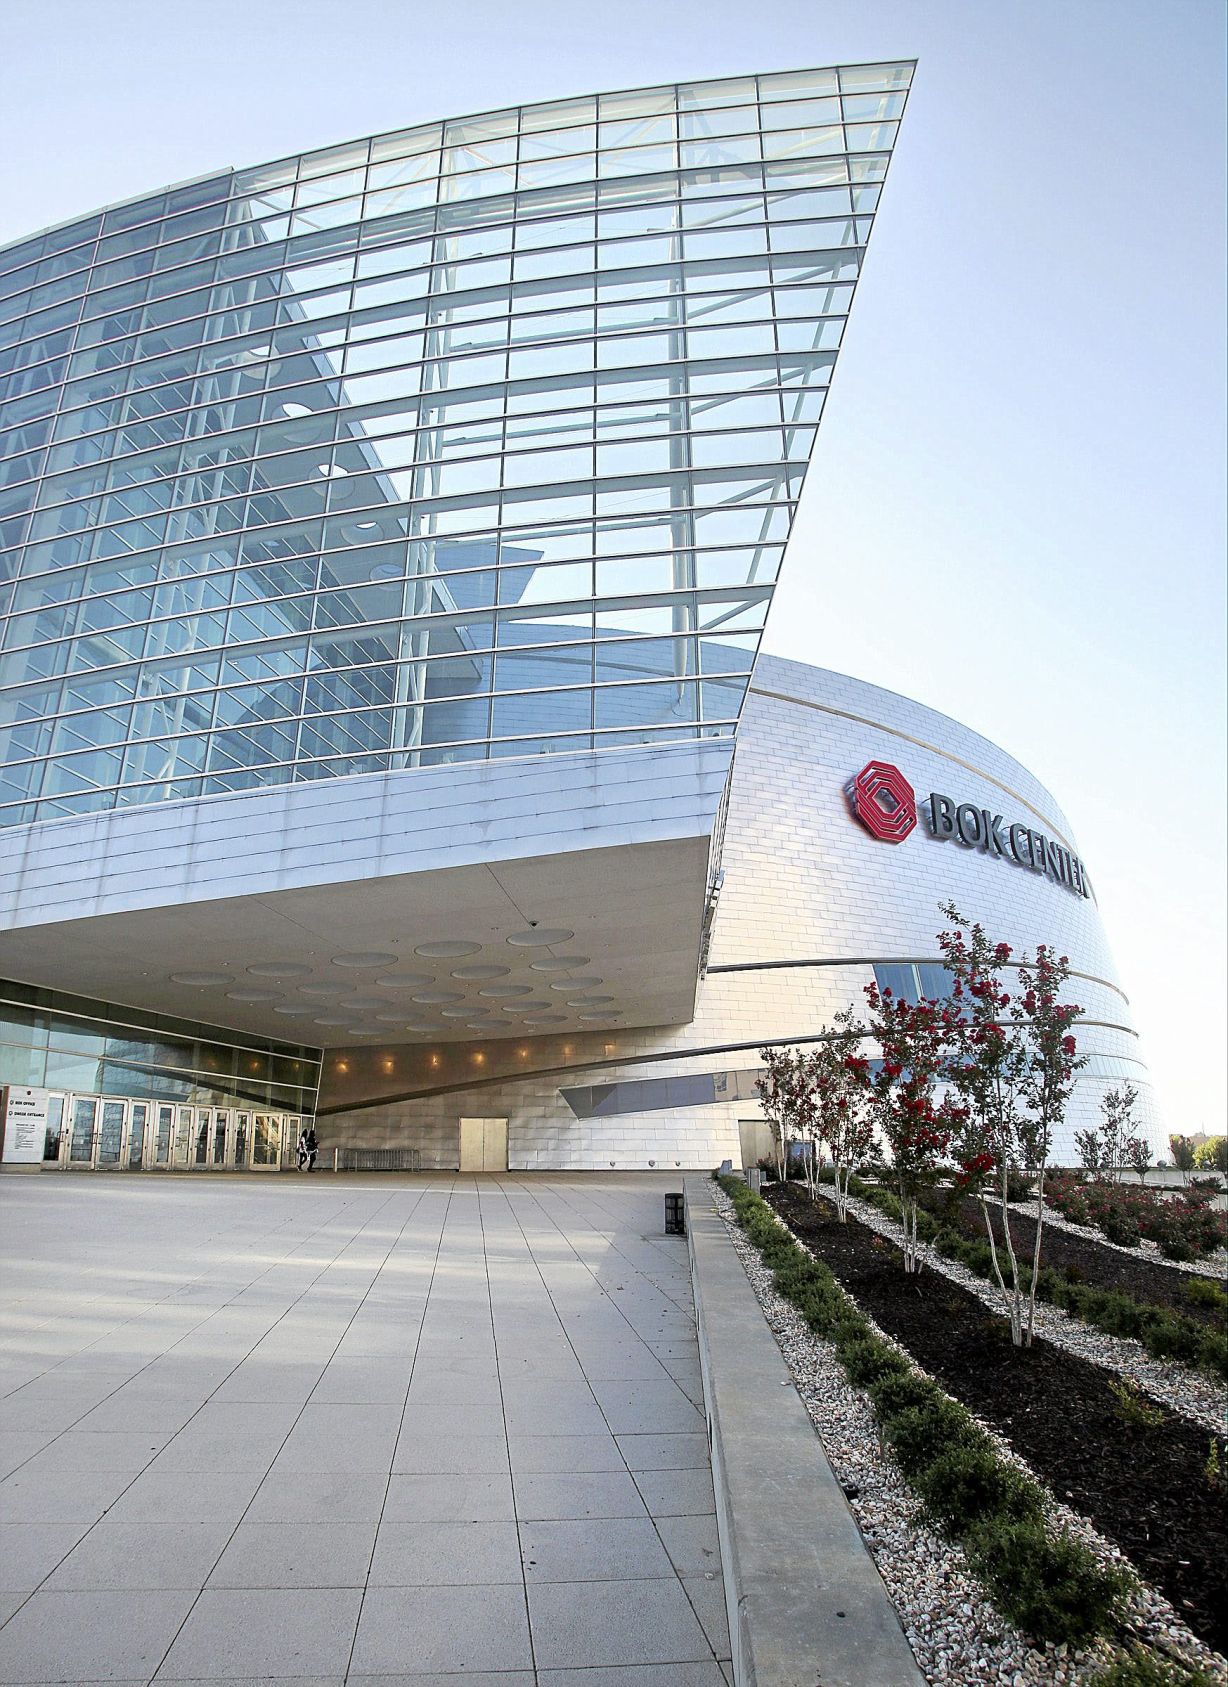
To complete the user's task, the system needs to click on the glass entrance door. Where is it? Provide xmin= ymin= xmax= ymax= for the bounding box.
xmin=95 ymin=1100 xmax=127 ymax=1168
xmin=52 ymin=1095 xmax=298 ymax=1172
xmin=67 ymin=1097 xmax=98 ymax=1165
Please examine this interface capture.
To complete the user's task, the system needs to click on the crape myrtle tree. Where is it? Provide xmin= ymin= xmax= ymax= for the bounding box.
xmin=939 ymin=903 xmax=1086 ymax=1347
xmin=847 ymin=981 xmax=963 ymax=1274
xmin=1074 ymin=1083 xmax=1142 ymax=1183
xmin=1170 ymin=1135 xmax=1197 ymax=1186
xmin=812 ymin=1007 xmax=876 ymax=1221
xmin=755 ymin=1044 xmax=814 ymax=1183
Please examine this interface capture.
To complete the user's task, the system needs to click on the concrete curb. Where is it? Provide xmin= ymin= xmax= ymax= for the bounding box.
xmin=685 ymin=1176 xmax=925 ymax=1687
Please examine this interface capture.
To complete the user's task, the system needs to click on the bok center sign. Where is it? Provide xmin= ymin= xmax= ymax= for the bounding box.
xmin=846 ymin=760 xmax=1093 ymax=900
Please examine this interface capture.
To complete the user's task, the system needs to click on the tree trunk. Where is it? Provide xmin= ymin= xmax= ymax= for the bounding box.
xmin=1026 ymin=1167 xmax=1047 ymax=1346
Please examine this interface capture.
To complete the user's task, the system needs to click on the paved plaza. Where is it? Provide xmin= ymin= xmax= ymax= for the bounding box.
xmin=0 ymin=1172 xmax=731 ymax=1685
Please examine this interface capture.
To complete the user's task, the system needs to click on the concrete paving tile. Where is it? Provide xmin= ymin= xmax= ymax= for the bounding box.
xmin=684 ymin=1570 xmax=732 ymax=1658
xmin=654 ymin=1511 xmax=722 ymax=1577
xmin=16 ymin=1430 xmax=171 ymax=1475
xmin=207 ymin=1519 xmax=377 ymax=1588
xmin=520 ymin=1516 xmax=674 ymax=1582
xmin=45 ymin=1520 xmax=237 ymax=1591
xmin=0 ymin=1587 xmax=196 ymax=1683
xmin=368 ymin=1519 xmax=522 ymax=1586
xmin=507 ymin=1433 xmax=624 ymax=1472
xmin=615 ymin=1431 xmax=710 ymax=1470
xmin=0 ymin=1467 xmax=133 ymax=1525
xmin=348 ymin=1675 xmax=533 ymax=1686
xmin=0 ymin=1431 xmax=57 ymax=1480
xmin=209 ymin=1363 xmax=325 ymax=1404
xmin=513 ymin=1471 xmax=647 ymax=1520
xmin=398 ymin=1400 xmax=506 ymax=1437
xmin=350 ymin=1583 xmax=533 ymax=1676
xmin=527 ymin=1575 xmax=714 ymax=1669
xmin=0 ymin=1592 xmax=25 ymax=1626
xmin=588 ymin=1376 xmax=705 ymax=1433
xmin=105 ymin=1466 xmax=261 ymax=1525
xmin=383 ymin=1472 xmax=515 ymax=1522
xmin=634 ymin=1466 xmax=717 ymax=1517
xmin=244 ymin=1468 xmax=388 ymax=1523
xmin=391 ymin=1432 xmax=509 ymax=1473
xmin=156 ymin=1587 xmax=361 ymax=1679
xmin=539 ymin=1667 xmax=728 ymax=1686
xmin=0 ymin=1525 xmax=88 ymax=1585
xmin=309 ymin=1360 xmax=413 ymax=1403
xmin=74 ymin=1394 xmax=198 ymax=1434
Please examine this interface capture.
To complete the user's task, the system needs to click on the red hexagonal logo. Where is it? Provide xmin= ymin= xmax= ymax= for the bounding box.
xmin=846 ymin=760 xmax=917 ymax=843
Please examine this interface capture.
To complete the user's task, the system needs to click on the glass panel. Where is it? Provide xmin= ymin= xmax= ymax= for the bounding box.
xmin=69 ymin=1096 xmax=97 ymax=1162
xmin=234 ymin=1111 xmax=250 ymax=1165
xmin=153 ymin=1104 xmax=173 ymax=1163
xmin=129 ymin=1102 xmax=147 ymax=1166
xmin=43 ymin=1093 xmax=64 ymax=1160
xmin=252 ymin=1112 xmax=280 ymax=1165
xmin=96 ymin=1099 xmax=125 ymax=1164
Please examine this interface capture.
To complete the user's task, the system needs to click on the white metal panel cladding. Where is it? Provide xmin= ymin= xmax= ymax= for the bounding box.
xmin=320 ymin=657 xmax=1162 ymax=1166
xmin=0 ymin=63 xmax=912 ymax=830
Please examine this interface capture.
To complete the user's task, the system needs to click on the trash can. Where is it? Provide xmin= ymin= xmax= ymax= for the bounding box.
xmin=665 ymin=1193 xmax=686 ymax=1235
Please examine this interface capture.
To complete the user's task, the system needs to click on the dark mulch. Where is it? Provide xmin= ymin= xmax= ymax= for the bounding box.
xmin=766 ymin=1182 xmax=1228 ymax=1655
xmin=918 ymin=1188 xmax=1227 ymax=1333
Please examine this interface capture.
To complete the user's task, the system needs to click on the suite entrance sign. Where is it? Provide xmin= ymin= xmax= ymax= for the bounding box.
xmin=1 ymin=1086 xmax=50 ymax=1163
xmin=846 ymin=760 xmax=1094 ymax=900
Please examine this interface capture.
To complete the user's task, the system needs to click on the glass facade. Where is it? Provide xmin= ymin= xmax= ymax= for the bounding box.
xmin=0 ymin=62 xmax=910 ymax=827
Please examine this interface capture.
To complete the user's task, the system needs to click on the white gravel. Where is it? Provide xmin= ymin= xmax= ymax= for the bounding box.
xmin=828 ymin=1186 xmax=1228 ymax=1438
xmin=708 ymin=1179 xmax=1228 ymax=1687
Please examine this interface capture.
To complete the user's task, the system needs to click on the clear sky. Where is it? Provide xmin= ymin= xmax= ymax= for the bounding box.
xmin=3 ymin=0 xmax=1224 ymax=1137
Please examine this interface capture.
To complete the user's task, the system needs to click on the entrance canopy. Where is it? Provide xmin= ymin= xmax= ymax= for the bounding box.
xmin=0 ymin=738 xmax=731 ymax=1052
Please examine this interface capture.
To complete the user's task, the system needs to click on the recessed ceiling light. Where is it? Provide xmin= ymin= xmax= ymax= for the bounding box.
xmin=332 ymin=952 xmax=397 ymax=968
xmin=414 ymin=939 xmax=482 ymax=958
xmin=246 ymin=962 xmax=311 ymax=979
xmin=451 ymin=965 xmax=510 ymax=980
xmin=530 ymin=955 xmax=590 ymax=970
xmin=169 ymin=971 xmax=233 ymax=986
xmin=225 ymin=989 xmax=283 ymax=1003
xmin=412 ymin=990 xmax=464 ymax=1004
xmin=375 ymin=973 xmax=435 ymax=989
xmin=506 ymin=928 xmax=574 ymax=947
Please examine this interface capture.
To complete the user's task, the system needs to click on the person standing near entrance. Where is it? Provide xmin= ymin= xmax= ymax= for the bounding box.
xmin=297 ymin=1125 xmax=318 ymax=1171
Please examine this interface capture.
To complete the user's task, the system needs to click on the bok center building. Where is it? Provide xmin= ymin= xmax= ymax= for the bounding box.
xmin=0 ymin=63 xmax=1162 ymax=1174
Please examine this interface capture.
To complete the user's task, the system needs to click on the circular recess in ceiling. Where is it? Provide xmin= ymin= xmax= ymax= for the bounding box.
xmin=439 ymin=1007 xmax=474 ymax=1018
xmin=273 ymin=1005 xmax=317 ymax=1016
xmin=332 ymin=952 xmax=397 ymax=968
xmin=523 ymin=1013 xmax=567 ymax=1025
xmin=413 ymin=939 xmax=482 ymax=958
xmin=374 ymin=973 xmax=435 ymax=990
xmin=467 ymin=1023 xmax=495 ymax=1031
xmin=579 ymin=1012 xmax=621 ymax=1022
xmin=550 ymin=977 xmax=602 ymax=990
xmin=479 ymin=984 xmax=533 ymax=998
xmin=510 ymin=999 xmax=552 ymax=1011
xmin=530 ymin=957 xmax=591 ymax=972
xmin=505 ymin=928 xmax=574 ymax=947
xmin=374 ymin=1011 xmax=411 ymax=1023
xmin=313 ymin=1015 xmax=354 ymax=1026
xmin=246 ymin=962 xmax=311 ymax=979
xmin=225 ymin=989 xmax=284 ymax=1003
xmin=569 ymin=995 xmax=615 ymax=1006
xmin=450 ymin=964 xmax=510 ymax=980
xmin=298 ymin=982 xmax=348 ymax=998
xmin=411 ymin=990 xmax=464 ymax=1004
xmin=170 ymin=971 xmax=234 ymax=986
xmin=346 ymin=1027 xmax=384 ymax=1037
xmin=340 ymin=996 xmax=387 ymax=1011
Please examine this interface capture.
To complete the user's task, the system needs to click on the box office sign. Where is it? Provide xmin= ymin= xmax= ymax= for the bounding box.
xmin=1 ymin=1086 xmax=50 ymax=1164
xmin=846 ymin=760 xmax=1093 ymax=900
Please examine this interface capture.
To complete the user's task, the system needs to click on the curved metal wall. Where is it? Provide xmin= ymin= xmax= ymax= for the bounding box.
xmin=0 ymin=62 xmax=911 ymax=829
xmin=320 ymin=655 xmax=1162 ymax=1167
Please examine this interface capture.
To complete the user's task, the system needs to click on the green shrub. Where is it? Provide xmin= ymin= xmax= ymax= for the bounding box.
xmin=884 ymin=1398 xmax=984 ymax=1475
xmin=867 ymin=1369 xmax=938 ymax=1420
xmin=1088 ymin=1644 xmax=1219 ymax=1685
xmin=915 ymin=1442 xmax=1042 ymax=1530
xmin=840 ymin=1335 xmax=909 ymax=1387
xmin=964 ymin=1515 xmax=1129 ymax=1645
xmin=1181 ymin=1276 xmax=1226 ymax=1312
xmin=1100 ymin=1205 xmax=1142 ymax=1247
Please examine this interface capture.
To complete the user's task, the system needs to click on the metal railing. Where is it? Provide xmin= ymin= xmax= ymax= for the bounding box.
xmin=331 ymin=1146 xmax=422 ymax=1172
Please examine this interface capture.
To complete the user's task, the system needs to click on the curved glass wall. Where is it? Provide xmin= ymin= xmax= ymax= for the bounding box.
xmin=0 ymin=62 xmax=911 ymax=828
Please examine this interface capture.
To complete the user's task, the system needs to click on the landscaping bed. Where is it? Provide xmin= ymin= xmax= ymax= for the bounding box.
xmin=919 ymin=1188 xmax=1228 ymax=1334
xmin=765 ymin=1180 xmax=1228 ymax=1656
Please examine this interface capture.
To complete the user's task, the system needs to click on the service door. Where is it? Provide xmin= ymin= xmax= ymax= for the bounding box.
xmin=459 ymin=1117 xmax=509 ymax=1172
